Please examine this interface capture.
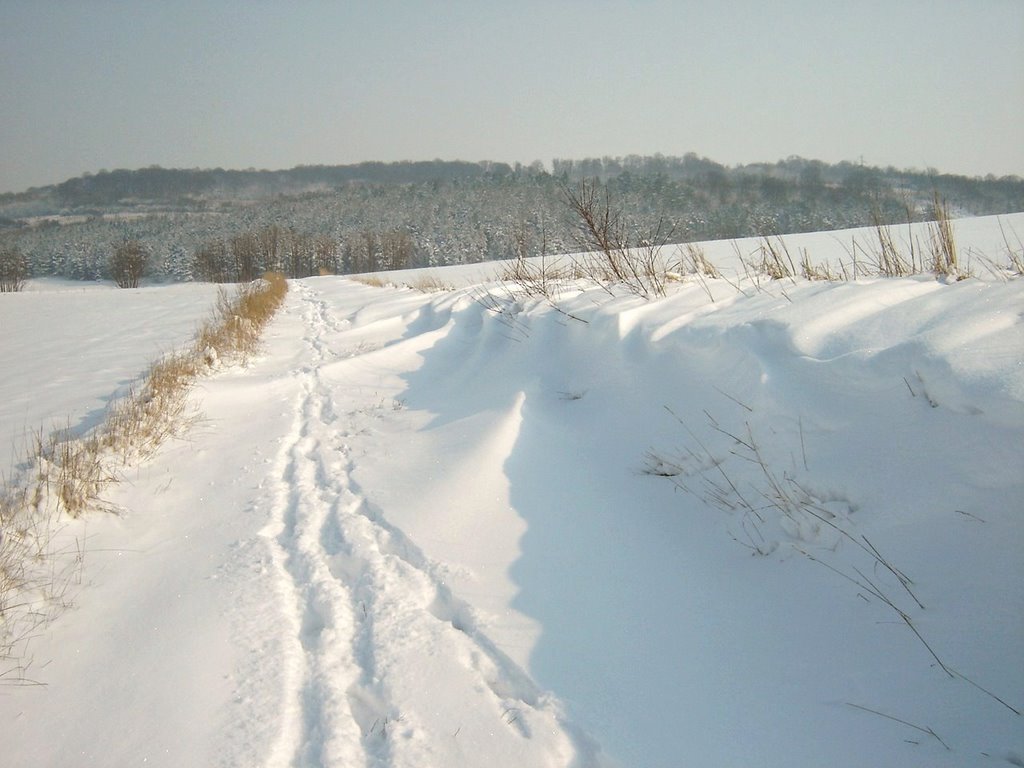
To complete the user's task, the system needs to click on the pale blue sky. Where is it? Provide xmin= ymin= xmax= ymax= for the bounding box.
xmin=2 ymin=0 xmax=1022 ymax=193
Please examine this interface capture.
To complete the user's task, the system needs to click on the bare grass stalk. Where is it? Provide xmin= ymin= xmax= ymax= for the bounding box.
xmin=998 ymin=217 xmax=1024 ymax=275
xmin=499 ymin=253 xmax=573 ymax=301
xmin=645 ymin=409 xmax=959 ymax=676
xmin=845 ymin=703 xmax=950 ymax=750
xmin=928 ymin=193 xmax=966 ymax=279
xmin=682 ymin=243 xmax=720 ymax=279
xmin=871 ymin=213 xmax=915 ymax=277
xmin=677 ymin=243 xmax=722 ymax=301
xmin=750 ymin=235 xmax=797 ymax=281
xmin=468 ymin=286 xmax=531 ymax=342
xmin=799 ymin=248 xmax=841 ymax=281
xmin=497 ymin=233 xmax=589 ymax=323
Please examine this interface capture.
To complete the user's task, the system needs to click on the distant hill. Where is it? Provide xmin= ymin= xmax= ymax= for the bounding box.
xmin=0 ymin=160 xmax=513 ymax=211
xmin=3 ymin=154 xmax=1022 ymax=214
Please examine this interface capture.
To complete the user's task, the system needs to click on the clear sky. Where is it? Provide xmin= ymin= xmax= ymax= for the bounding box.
xmin=2 ymin=0 xmax=1022 ymax=194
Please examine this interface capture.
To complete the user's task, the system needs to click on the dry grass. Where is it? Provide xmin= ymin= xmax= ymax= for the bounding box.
xmin=869 ymin=210 xmax=917 ymax=277
xmin=999 ymin=218 xmax=1024 ymax=275
xmin=928 ymin=194 xmax=967 ymax=279
xmin=0 ymin=272 xmax=288 ymax=684
xmin=350 ymin=275 xmax=387 ymax=288
xmin=0 ymin=482 xmax=81 ymax=685
xmin=645 ymin=409 xmax=946 ymax=670
xmin=668 ymin=243 xmax=725 ymax=302
xmin=405 ymin=275 xmax=454 ymax=293
xmin=800 ymin=249 xmax=842 ymax=281
xmin=753 ymin=235 xmax=797 ymax=281
xmin=488 ymin=254 xmax=590 ymax=325
xmin=564 ymin=180 xmax=673 ymax=298
xmin=499 ymin=254 xmax=575 ymax=301
xmin=682 ymin=243 xmax=721 ymax=279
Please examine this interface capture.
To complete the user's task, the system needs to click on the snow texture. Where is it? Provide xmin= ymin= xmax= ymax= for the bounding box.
xmin=2 ymin=216 xmax=1022 ymax=767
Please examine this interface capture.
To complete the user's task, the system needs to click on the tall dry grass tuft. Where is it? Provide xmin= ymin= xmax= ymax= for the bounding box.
xmin=197 ymin=273 xmax=288 ymax=364
xmin=350 ymin=275 xmax=387 ymax=288
xmin=872 ymin=219 xmax=915 ymax=277
xmin=999 ymin=218 xmax=1024 ymax=276
xmin=799 ymin=249 xmax=840 ymax=281
xmin=0 ymin=272 xmax=288 ymax=684
xmin=682 ymin=243 xmax=721 ymax=280
xmin=928 ymin=194 xmax=965 ymax=279
xmin=753 ymin=235 xmax=797 ymax=280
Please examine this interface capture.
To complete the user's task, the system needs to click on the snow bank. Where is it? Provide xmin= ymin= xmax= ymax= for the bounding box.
xmin=1 ymin=217 xmax=1022 ymax=767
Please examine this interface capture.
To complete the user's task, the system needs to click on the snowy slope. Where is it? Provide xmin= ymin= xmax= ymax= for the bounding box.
xmin=1 ymin=217 xmax=1022 ymax=767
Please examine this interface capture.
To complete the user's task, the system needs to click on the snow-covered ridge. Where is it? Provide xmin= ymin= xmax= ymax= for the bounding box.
xmin=1 ymin=216 xmax=1022 ymax=767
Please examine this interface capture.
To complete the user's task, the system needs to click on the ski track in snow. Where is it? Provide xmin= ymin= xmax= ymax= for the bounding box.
xmin=260 ymin=282 xmax=600 ymax=768
xmin=5 ymin=217 xmax=1021 ymax=768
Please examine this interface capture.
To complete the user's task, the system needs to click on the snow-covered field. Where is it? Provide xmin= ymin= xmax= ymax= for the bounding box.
xmin=2 ymin=216 xmax=1022 ymax=767
xmin=0 ymin=280 xmax=222 ymax=473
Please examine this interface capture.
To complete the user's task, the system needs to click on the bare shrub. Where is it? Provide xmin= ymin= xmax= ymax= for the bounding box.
xmin=494 ymin=252 xmax=588 ymax=324
xmin=0 ymin=245 xmax=29 ymax=292
xmin=109 ymin=239 xmax=148 ymax=288
xmin=564 ymin=179 xmax=673 ymax=298
xmin=499 ymin=212 xmax=587 ymax=316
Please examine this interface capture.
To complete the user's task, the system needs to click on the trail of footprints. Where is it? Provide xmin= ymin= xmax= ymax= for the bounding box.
xmin=263 ymin=283 xmax=594 ymax=767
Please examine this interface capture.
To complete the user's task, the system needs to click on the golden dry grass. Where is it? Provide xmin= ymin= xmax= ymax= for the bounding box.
xmin=406 ymin=275 xmax=454 ymax=293
xmin=350 ymin=275 xmax=387 ymax=288
xmin=0 ymin=273 xmax=288 ymax=683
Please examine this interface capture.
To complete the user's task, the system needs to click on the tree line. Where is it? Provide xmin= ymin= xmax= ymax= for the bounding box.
xmin=2 ymin=154 xmax=1022 ymax=284
xmin=191 ymin=226 xmax=413 ymax=282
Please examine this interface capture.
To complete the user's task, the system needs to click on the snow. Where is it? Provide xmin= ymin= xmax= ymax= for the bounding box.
xmin=0 ymin=279 xmax=222 ymax=473
xmin=2 ymin=216 xmax=1023 ymax=767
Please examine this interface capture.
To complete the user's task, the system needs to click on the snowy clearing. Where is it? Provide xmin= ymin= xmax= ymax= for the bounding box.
xmin=2 ymin=216 xmax=1023 ymax=767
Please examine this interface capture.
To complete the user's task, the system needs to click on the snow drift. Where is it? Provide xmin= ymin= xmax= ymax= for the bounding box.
xmin=1 ymin=216 xmax=1022 ymax=767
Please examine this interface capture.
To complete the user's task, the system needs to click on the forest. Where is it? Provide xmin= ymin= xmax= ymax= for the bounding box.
xmin=1 ymin=154 xmax=1022 ymax=283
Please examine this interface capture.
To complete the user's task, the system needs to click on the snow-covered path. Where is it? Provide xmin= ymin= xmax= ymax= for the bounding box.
xmin=257 ymin=281 xmax=597 ymax=766
xmin=3 ymin=217 xmax=1023 ymax=767
xmin=3 ymin=278 xmax=607 ymax=766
